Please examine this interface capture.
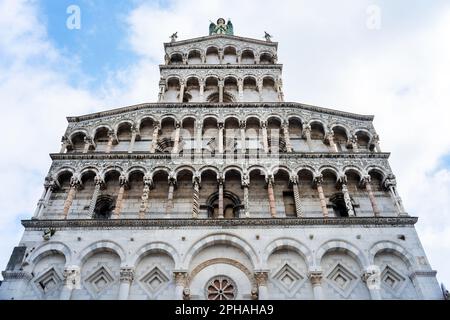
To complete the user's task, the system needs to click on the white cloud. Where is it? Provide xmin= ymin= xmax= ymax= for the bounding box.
xmin=0 ymin=0 xmax=449 ymax=292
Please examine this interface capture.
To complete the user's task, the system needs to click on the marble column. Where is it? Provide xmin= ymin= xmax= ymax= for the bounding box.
xmin=314 ymin=175 xmax=329 ymax=217
xmin=150 ymin=122 xmax=160 ymax=153
xmin=158 ymin=80 xmax=166 ymax=102
xmin=362 ymin=267 xmax=382 ymax=300
xmin=303 ymin=124 xmax=313 ymax=151
xmin=179 ymin=81 xmax=185 ymax=103
xmin=277 ymin=78 xmax=284 ymax=102
xmin=362 ymin=175 xmax=380 ymax=216
xmin=172 ymin=121 xmax=181 ymax=155
xmin=219 ymin=49 xmax=224 ymax=64
xmin=326 ymin=131 xmax=338 ymax=152
xmin=257 ymin=79 xmax=263 ymax=102
xmin=195 ymin=121 xmax=203 ymax=160
xmin=128 ymin=126 xmax=138 ymax=154
xmin=372 ymin=134 xmax=381 ymax=152
xmin=218 ymin=122 xmax=224 ymax=154
xmin=139 ymin=175 xmax=153 ymax=219
xmin=166 ymin=177 xmax=176 ymax=214
xmin=254 ymin=271 xmax=269 ymax=300
xmin=242 ymin=174 xmax=250 ymax=217
xmin=238 ymin=78 xmax=244 ymax=101
xmin=240 ymin=120 xmax=246 ymax=154
xmin=34 ymin=179 xmax=55 ymax=219
xmin=384 ymin=175 xmax=407 ymax=216
xmin=106 ymin=131 xmax=117 ymax=153
xmin=83 ymin=136 xmax=93 ymax=153
xmin=118 ymin=267 xmax=134 ymax=300
xmin=340 ymin=180 xmax=356 ymax=217
xmin=63 ymin=176 xmax=81 ymax=219
xmin=218 ymin=79 xmax=224 ymax=103
xmin=350 ymin=134 xmax=358 ymax=151
xmin=199 ymin=79 xmax=205 ymax=101
xmin=60 ymin=136 xmax=70 ymax=153
xmin=267 ymin=176 xmax=277 ymax=217
xmin=282 ymin=122 xmax=293 ymax=152
xmin=174 ymin=271 xmax=189 ymax=300
xmin=308 ymin=271 xmax=324 ymax=300
xmin=113 ymin=175 xmax=128 ymax=219
xmin=88 ymin=176 xmax=104 ymax=218
xmin=60 ymin=266 xmax=80 ymax=300
xmin=218 ymin=177 xmax=224 ymax=218
xmin=261 ymin=121 xmax=269 ymax=153
xmin=237 ymin=52 xmax=242 ymax=64
xmin=290 ymin=176 xmax=303 ymax=217
xmin=192 ymin=177 xmax=200 ymax=218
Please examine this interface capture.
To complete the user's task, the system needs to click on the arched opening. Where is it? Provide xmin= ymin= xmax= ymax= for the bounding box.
xmin=157 ymin=118 xmax=176 ymax=153
xmin=46 ymin=171 xmax=73 ymax=218
xmin=245 ymin=117 xmax=262 ymax=154
xmin=333 ymin=126 xmax=349 ymax=152
xmin=262 ymin=77 xmax=278 ymax=102
xmin=321 ymin=169 xmax=338 ymax=215
xmin=205 ymin=77 xmax=219 ymax=102
xmin=173 ymin=169 xmax=194 ymax=216
xmin=223 ymin=46 xmax=237 ymax=64
xmin=260 ymin=52 xmax=274 ymax=64
xmin=136 ymin=118 xmax=154 ymax=152
xmin=242 ymin=77 xmax=258 ymax=102
xmin=267 ymin=117 xmax=284 ymax=153
xmin=329 ymin=193 xmax=349 ymax=217
xmin=199 ymin=170 xmax=218 ymax=216
xmin=124 ymin=171 xmax=144 ymax=218
xmin=356 ymin=131 xmax=371 ymax=151
xmin=224 ymin=77 xmax=238 ymax=102
xmin=78 ymin=171 xmax=97 ymax=218
xmin=185 ymin=77 xmax=200 ymax=102
xmin=114 ymin=123 xmax=132 ymax=152
xmin=223 ymin=169 xmax=243 ymax=218
xmin=273 ymin=169 xmax=293 ymax=216
xmin=289 ymin=118 xmax=304 ymax=152
xmin=69 ymin=133 xmax=86 ymax=153
xmin=202 ymin=117 xmax=218 ymax=156
xmin=310 ymin=122 xmax=327 ymax=152
xmin=206 ymin=47 xmax=220 ymax=64
xmin=297 ymin=169 xmax=314 ymax=216
xmin=180 ymin=117 xmax=195 ymax=156
xmin=249 ymin=169 xmax=269 ymax=217
xmin=187 ymin=50 xmax=202 ymax=64
xmin=169 ymin=53 xmax=183 ymax=65
xmin=149 ymin=170 xmax=170 ymax=215
xmin=241 ymin=50 xmax=255 ymax=64
xmin=93 ymin=128 xmax=109 ymax=152
xmin=224 ymin=117 xmax=240 ymax=155
xmin=165 ymin=77 xmax=181 ymax=103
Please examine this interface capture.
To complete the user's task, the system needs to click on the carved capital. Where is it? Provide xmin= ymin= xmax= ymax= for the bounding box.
xmin=173 ymin=271 xmax=189 ymax=286
xmin=63 ymin=265 xmax=81 ymax=289
xmin=120 ymin=267 xmax=135 ymax=282
xmin=308 ymin=271 xmax=323 ymax=286
xmin=254 ymin=271 xmax=269 ymax=286
xmin=313 ymin=174 xmax=323 ymax=186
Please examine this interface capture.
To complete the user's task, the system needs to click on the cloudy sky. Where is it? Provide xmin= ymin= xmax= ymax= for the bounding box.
xmin=0 ymin=0 xmax=449 ymax=288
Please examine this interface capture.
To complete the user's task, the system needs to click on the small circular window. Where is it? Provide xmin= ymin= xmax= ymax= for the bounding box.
xmin=205 ymin=275 xmax=237 ymax=300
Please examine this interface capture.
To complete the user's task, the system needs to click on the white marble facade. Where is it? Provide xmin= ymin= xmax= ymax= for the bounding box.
xmin=0 ymin=20 xmax=443 ymax=300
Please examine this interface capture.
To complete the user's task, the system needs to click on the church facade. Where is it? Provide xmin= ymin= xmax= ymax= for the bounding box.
xmin=0 ymin=19 xmax=443 ymax=300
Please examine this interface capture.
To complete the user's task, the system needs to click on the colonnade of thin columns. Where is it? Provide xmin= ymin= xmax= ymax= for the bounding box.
xmin=55 ymin=170 xmax=402 ymax=220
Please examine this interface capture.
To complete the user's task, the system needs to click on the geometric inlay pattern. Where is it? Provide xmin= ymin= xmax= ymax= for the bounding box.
xmin=325 ymin=262 xmax=358 ymax=298
xmin=139 ymin=266 xmax=170 ymax=297
xmin=34 ymin=267 xmax=62 ymax=295
xmin=85 ymin=265 xmax=115 ymax=297
xmin=272 ymin=263 xmax=305 ymax=295
xmin=380 ymin=265 xmax=407 ymax=296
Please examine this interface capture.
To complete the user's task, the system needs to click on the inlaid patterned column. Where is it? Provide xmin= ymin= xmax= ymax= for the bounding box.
xmin=106 ymin=131 xmax=117 ymax=153
xmin=113 ymin=175 xmax=128 ymax=219
xmin=362 ymin=175 xmax=380 ymax=216
xmin=242 ymin=174 xmax=250 ymax=217
xmin=139 ymin=175 xmax=153 ymax=218
xmin=192 ymin=176 xmax=200 ymax=218
xmin=254 ymin=271 xmax=269 ymax=300
xmin=282 ymin=121 xmax=293 ymax=152
xmin=172 ymin=121 xmax=181 ymax=154
xmin=308 ymin=271 xmax=324 ymax=300
xmin=195 ymin=121 xmax=203 ymax=158
xmin=238 ymin=78 xmax=244 ymax=101
xmin=60 ymin=266 xmax=80 ymax=300
xmin=314 ymin=174 xmax=328 ymax=217
xmin=339 ymin=176 xmax=355 ymax=217
xmin=290 ymin=176 xmax=304 ymax=217
xmin=179 ymin=80 xmax=185 ymax=103
xmin=257 ymin=79 xmax=263 ymax=102
xmin=266 ymin=176 xmax=276 ymax=217
xmin=63 ymin=175 xmax=81 ymax=219
xmin=118 ymin=267 xmax=134 ymax=300
xmin=261 ymin=121 xmax=269 ymax=153
xmin=166 ymin=177 xmax=176 ymax=214
xmin=199 ymin=78 xmax=205 ymax=100
xmin=218 ymin=177 xmax=224 ymax=218
xmin=239 ymin=120 xmax=246 ymax=153
xmin=277 ymin=78 xmax=284 ymax=102
xmin=150 ymin=122 xmax=160 ymax=153
xmin=88 ymin=176 xmax=104 ymax=218
xmin=384 ymin=175 xmax=407 ymax=216
xmin=372 ymin=134 xmax=381 ymax=152
xmin=303 ymin=124 xmax=313 ymax=151
xmin=326 ymin=131 xmax=338 ymax=152
xmin=218 ymin=122 xmax=224 ymax=154
xmin=128 ymin=126 xmax=138 ymax=154
xmin=60 ymin=136 xmax=70 ymax=153
xmin=218 ymin=79 xmax=224 ymax=103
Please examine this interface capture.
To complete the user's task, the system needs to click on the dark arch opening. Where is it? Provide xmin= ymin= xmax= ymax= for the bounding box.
xmin=204 ymin=191 xmax=242 ymax=218
xmin=93 ymin=195 xmax=115 ymax=219
xmin=329 ymin=193 xmax=351 ymax=217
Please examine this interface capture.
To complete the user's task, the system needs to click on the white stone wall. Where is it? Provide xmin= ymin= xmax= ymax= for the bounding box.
xmin=0 ymin=225 xmax=442 ymax=300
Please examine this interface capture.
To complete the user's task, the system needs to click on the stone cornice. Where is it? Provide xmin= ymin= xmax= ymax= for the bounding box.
xmin=159 ymin=64 xmax=283 ymax=70
xmin=22 ymin=217 xmax=417 ymax=230
xmin=66 ymin=102 xmax=374 ymax=123
xmin=164 ymin=34 xmax=278 ymax=49
xmin=50 ymin=152 xmax=390 ymax=161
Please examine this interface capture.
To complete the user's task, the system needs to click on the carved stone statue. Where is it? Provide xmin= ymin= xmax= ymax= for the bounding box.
xmin=170 ymin=32 xmax=178 ymax=42
xmin=264 ymin=31 xmax=272 ymax=42
xmin=209 ymin=18 xmax=233 ymax=35
xmin=362 ymin=265 xmax=381 ymax=290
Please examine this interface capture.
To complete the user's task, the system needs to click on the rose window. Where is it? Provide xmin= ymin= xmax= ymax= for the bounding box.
xmin=206 ymin=276 xmax=237 ymax=300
